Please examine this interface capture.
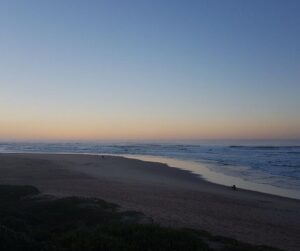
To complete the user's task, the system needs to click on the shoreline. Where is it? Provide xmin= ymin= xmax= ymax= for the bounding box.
xmin=2 ymin=151 xmax=299 ymax=200
xmin=114 ymin=154 xmax=300 ymax=200
xmin=0 ymin=153 xmax=299 ymax=250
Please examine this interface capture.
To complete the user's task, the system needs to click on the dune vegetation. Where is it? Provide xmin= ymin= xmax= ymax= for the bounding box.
xmin=0 ymin=184 xmax=281 ymax=251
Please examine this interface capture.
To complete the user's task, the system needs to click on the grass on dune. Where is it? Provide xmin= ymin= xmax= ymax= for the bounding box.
xmin=0 ymin=184 xmax=282 ymax=251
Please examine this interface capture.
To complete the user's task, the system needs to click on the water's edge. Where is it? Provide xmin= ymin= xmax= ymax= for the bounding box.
xmin=1 ymin=142 xmax=299 ymax=199
xmin=1 ymin=150 xmax=299 ymax=200
xmin=115 ymin=154 xmax=300 ymax=200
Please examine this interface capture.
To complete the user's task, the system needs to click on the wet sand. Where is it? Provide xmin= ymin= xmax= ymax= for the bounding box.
xmin=0 ymin=153 xmax=299 ymax=251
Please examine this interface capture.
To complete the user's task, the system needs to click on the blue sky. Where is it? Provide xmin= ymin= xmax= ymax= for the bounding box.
xmin=0 ymin=0 xmax=299 ymax=140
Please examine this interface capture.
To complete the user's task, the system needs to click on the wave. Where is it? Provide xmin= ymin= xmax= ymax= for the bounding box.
xmin=229 ymin=145 xmax=300 ymax=150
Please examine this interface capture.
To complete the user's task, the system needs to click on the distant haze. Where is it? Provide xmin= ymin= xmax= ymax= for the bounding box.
xmin=1 ymin=0 xmax=299 ymax=141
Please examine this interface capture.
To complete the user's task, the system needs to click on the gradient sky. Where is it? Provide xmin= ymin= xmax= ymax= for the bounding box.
xmin=1 ymin=0 xmax=300 ymax=141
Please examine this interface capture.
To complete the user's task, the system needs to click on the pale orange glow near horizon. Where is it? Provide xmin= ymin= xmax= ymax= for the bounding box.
xmin=1 ymin=115 xmax=299 ymax=141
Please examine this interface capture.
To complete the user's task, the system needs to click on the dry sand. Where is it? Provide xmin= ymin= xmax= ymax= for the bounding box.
xmin=0 ymin=153 xmax=299 ymax=251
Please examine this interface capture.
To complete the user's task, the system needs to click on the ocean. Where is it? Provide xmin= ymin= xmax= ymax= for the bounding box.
xmin=0 ymin=140 xmax=299 ymax=199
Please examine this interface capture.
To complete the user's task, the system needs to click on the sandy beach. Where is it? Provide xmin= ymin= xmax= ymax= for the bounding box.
xmin=0 ymin=153 xmax=299 ymax=251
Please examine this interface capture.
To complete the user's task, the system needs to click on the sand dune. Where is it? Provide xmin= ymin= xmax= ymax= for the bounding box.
xmin=0 ymin=153 xmax=299 ymax=251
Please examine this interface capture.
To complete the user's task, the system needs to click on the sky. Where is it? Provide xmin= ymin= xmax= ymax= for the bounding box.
xmin=0 ymin=0 xmax=300 ymax=141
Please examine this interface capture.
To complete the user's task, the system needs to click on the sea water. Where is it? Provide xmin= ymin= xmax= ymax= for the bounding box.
xmin=0 ymin=140 xmax=299 ymax=199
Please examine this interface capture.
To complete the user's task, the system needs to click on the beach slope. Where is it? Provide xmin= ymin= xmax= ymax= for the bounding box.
xmin=0 ymin=153 xmax=299 ymax=251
